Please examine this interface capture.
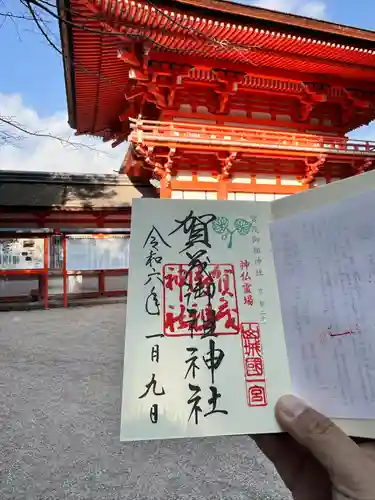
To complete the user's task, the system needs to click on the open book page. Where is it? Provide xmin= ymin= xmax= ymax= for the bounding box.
xmin=121 ymin=199 xmax=291 ymax=441
xmin=270 ymin=170 xmax=375 ymax=438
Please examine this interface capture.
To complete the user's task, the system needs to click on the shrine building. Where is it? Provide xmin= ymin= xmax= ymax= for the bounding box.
xmin=58 ymin=0 xmax=375 ymax=201
xmin=0 ymin=171 xmax=154 ymax=307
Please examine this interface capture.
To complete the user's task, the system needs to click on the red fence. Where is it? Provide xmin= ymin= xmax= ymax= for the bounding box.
xmin=0 ymin=229 xmax=130 ymax=309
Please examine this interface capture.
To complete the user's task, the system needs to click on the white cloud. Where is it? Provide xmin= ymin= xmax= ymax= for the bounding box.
xmin=249 ymin=0 xmax=327 ymax=19
xmin=0 ymin=93 xmax=126 ymax=174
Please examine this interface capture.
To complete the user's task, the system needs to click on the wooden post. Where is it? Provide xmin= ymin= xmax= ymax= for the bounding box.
xmin=98 ymin=271 xmax=105 ymax=296
xmin=159 ymin=176 xmax=172 ymax=198
xmin=217 ymin=179 xmax=228 ymax=200
xmin=43 ymin=236 xmax=49 ymax=309
xmin=63 ymin=235 xmax=68 ymax=308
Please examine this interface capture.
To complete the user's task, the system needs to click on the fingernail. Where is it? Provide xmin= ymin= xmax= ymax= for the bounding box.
xmin=276 ymin=394 xmax=308 ymax=423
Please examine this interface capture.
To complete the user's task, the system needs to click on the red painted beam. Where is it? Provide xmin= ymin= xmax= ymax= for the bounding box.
xmin=150 ymin=52 xmax=375 ymax=91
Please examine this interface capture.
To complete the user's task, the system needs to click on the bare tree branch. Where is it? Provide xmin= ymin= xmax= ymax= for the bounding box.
xmin=0 ymin=10 xmax=37 ymax=21
xmin=0 ymin=0 xmax=115 ymax=150
xmin=0 ymin=116 xmax=107 ymax=151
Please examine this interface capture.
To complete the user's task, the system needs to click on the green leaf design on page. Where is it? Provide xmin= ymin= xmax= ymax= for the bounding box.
xmin=212 ymin=216 xmax=229 ymax=235
xmin=234 ymin=218 xmax=251 ymax=236
xmin=212 ymin=216 xmax=253 ymax=249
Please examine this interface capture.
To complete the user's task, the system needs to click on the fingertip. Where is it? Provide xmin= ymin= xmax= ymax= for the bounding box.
xmin=275 ymin=395 xmax=368 ymax=488
xmin=276 ymin=394 xmax=309 ymax=425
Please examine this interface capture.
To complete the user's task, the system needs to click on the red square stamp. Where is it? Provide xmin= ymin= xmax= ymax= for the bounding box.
xmin=244 ymin=356 xmax=264 ymax=380
xmin=247 ymin=382 xmax=268 ymax=407
xmin=163 ymin=264 xmax=239 ymax=337
xmin=240 ymin=322 xmax=268 ymax=407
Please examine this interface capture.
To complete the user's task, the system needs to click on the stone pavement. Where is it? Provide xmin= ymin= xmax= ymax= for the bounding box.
xmin=0 ymin=304 xmax=291 ymax=500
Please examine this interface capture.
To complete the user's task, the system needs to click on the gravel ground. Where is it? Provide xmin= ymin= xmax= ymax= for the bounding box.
xmin=0 ymin=304 xmax=291 ymax=500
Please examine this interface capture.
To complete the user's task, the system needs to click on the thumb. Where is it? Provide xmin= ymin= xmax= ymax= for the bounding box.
xmin=276 ymin=395 xmax=374 ymax=496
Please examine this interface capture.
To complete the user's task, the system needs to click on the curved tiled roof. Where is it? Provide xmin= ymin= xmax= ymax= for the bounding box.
xmin=0 ymin=171 xmax=157 ymax=209
xmin=58 ymin=0 xmax=375 ymax=139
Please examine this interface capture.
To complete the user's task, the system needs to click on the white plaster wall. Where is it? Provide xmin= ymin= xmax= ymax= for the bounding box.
xmin=105 ymin=275 xmax=128 ymax=292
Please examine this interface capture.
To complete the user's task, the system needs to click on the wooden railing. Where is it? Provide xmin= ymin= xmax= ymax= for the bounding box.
xmin=129 ymin=118 xmax=375 ymax=156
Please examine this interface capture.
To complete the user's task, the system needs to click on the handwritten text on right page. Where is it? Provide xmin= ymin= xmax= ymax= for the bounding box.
xmin=271 ymin=189 xmax=375 ymax=419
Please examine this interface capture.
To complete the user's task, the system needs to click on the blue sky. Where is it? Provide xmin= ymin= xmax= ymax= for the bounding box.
xmin=0 ymin=0 xmax=374 ymax=172
xmin=0 ymin=4 xmax=64 ymax=117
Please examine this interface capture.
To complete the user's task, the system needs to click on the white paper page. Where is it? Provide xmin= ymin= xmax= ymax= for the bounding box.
xmin=121 ymin=199 xmax=291 ymax=441
xmin=271 ymin=184 xmax=375 ymax=421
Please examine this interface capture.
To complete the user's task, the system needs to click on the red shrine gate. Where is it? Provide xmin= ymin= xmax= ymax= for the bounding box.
xmin=59 ymin=0 xmax=375 ymax=198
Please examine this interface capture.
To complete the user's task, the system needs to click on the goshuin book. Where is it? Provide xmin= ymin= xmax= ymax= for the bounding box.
xmin=121 ymin=169 xmax=375 ymax=442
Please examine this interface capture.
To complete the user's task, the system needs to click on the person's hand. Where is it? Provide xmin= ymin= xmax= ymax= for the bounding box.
xmin=252 ymin=395 xmax=375 ymax=500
